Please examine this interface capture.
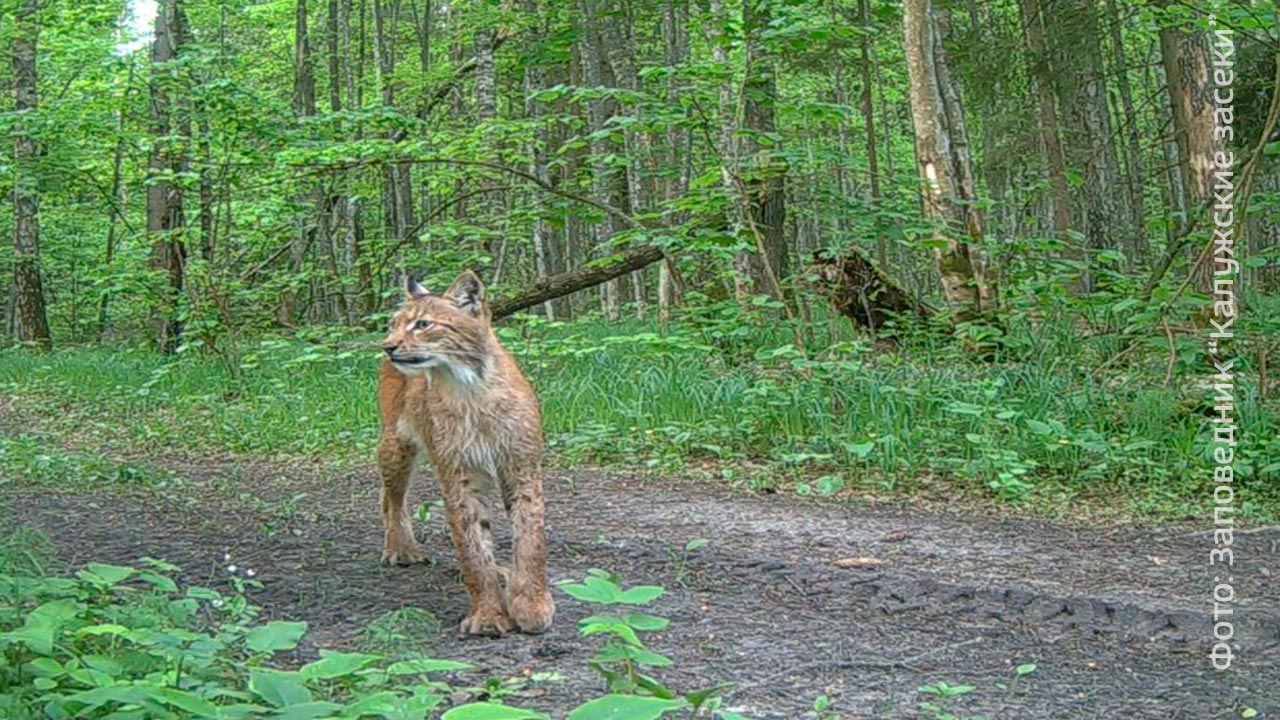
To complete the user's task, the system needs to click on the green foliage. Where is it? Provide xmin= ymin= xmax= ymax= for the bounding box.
xmin=0 ymin=549 xmax=487 ymax=719
xmin=558 ymin=570 xmax=740 ymax=718
xmin=0 ymin=527 xmax=756 ymax=720
xmin=3 ymin=293 xmax=1279 ymax=520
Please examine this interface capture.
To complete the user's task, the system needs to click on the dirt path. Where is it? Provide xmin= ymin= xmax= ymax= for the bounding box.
xmin=3 ymin=450 xmax=1277 ymax=718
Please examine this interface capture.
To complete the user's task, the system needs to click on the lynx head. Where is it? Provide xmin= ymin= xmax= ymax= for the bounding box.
xmin=381 ymin=271 xmax=491 ymax=383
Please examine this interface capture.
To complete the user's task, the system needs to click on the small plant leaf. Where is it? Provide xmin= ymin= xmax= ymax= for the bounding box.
xmin=567 ymin=694 xmax=686 ymax=720
xmin=618 ymin=585 xmax=664 ymax=605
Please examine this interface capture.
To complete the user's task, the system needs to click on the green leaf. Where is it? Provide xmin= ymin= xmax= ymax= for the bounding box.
xmin=299 ymin=650 xmax=382 ymax=680
xmin=385 ymin=658 xmax=473 ymax=675
xmin=566 ymin=695 xmax=686 ymax=720
xmin=558 ymin=576 xmax=624 ymax=604
xmin=245 ymin=620 xmax=308 ymax=653
xmin=1026 ymin=420 xmax=1055 ymax=436
xmin=148 ymin=687 xmax=226 ymax=718
xmin=841 ymin=441 xmax=875 ymax=459
xmin=249 ymin=669 xmax=312 ymax=707
xmin=622 ymin=613 xmax=670 ymax=631
xmin=441 ymin=702 xmax=547 ymax=720
xmin=618 ymin=585 xmax=664 ymax=605
xmin=78 ymin=562 xmax=136 ymax=586
xmin=272 ymin=701 xmax=344 ymax=720
xmin=684 ymin=538 xmax=709 ymax=552
xmin=1015 ymin=663 xmax=1037 ymax=676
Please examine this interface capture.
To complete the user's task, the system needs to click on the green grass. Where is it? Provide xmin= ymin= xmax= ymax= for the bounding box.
xmin=2 ymin=308 xmax=1277 ymax=521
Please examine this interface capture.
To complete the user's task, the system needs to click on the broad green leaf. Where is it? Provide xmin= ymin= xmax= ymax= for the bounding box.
xmin=147 ymin=687 xmax=225 ymax=718
xmin=566 ymin=694 xmax=686 ymax=720
xmin=245 ymin=620 xmax=307 ymax=653
xmin=441 ymin=702 xmax=547 ymax=720
xmin=250 ymin=669 xmax=312 ymax=707
xmin=273 ymin=701 xmax=344 ymax=720
xmin=78 ymin=562 xmax=136 ymax=586
xmin=299 ymin=650 xmax=382 ymax=680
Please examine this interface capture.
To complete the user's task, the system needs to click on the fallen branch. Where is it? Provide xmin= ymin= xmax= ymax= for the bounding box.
xmin=490 ymin=244 xmax=665 ymax=320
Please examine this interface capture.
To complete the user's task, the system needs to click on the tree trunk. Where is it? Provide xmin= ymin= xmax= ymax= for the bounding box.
xmin=9 ymin=0 xmax=51 ymax=349
xmin=1106 ymin=0 xmax=1148 ymax=260
xmin=147 ymin=0 xmax=189 ymax=353
xmin=579 ymin=2 xmax=627 ymax=320
xmin=659 ymin=0 xmax=689 ymax=322
xmin=1049 ymin=0 xmax=1129 ymax=261
xmin=812 ymin=248 xmax=935 ymax=330
xmin=902 ymin=0 xmax=989 ymax=315
xmin=523 ymin=6 xmax=569 ymax=320
xmin=733 ymin=0 xmax=789 ymax=300
xmin=1159 ymin=10 xmax=1222 ymax=291
xmin=373 ymin=0 xmax=414 ymax=250
xmin=1018 ymin=0 xmax=1072 ymax=236
xmin=858 ymin=0 xmax=881 ymax=203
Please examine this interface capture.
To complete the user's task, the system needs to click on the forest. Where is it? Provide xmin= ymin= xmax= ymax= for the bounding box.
xmin=0 ymin=0 xmax=1278 ymax=717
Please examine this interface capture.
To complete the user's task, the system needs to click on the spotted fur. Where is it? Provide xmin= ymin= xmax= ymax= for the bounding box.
xmin=377 ymin=271 xmax=553 ymax=636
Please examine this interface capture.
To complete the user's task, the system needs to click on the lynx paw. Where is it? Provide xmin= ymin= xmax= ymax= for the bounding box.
xmin=459 ymin=608 xmax=514 ymax=637
xmin=509 ymin=589 xmax=555 ymax=634
xmin=381 ymin=534 xmax=428 ymax=565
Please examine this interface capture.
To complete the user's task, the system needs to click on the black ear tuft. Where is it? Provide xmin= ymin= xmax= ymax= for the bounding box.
xmin=405 ymin=275 xmax=430 ymax=300
xmin=444 ymin=271 xmax=486 ymax=316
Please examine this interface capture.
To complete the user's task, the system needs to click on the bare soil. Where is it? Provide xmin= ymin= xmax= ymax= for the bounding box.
xmin=3 ymin=449 xmax=1277 ymax=718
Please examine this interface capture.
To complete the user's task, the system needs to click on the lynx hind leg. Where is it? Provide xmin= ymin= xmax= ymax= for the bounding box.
xmin=506 ymin=468 xmax=554 ymax=634
xmin=378 ymin=434 xmax=427 ymax=565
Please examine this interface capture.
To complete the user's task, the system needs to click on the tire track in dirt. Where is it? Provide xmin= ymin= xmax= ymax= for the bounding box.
xmin=3 ymin=450 xmax=1278 ymax=718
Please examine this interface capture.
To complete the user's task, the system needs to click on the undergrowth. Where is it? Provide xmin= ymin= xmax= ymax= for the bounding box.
xmin=1 ymin=300 xmax=1278 ymax=521
xmin=0 ymin=527 xmax=743 ymax=720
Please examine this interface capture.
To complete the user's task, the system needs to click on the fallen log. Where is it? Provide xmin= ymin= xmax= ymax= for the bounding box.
xmin=491 ymin=244 xmax=665 ymax=320
xmin=811 ymin=247 xmax=934 ymax=330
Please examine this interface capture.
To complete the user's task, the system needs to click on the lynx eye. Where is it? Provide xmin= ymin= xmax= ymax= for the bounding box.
xmin=412 ymin=319 xmax=434 ymax=331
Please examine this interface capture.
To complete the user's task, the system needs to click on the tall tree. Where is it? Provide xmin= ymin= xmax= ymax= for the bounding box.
xmin=580 ymin=0 xmax=628 ymax=320
xmin=9 ymin=0 xmax=51 ymax=348
xmin=1048 ymin=0 xmax=1130 ymax=262
xmin=1105 ymin=0 xmax=1148 ymax=259
xmin=281 ymin=0 xmax=319 ymax=325
xmin=1159 ymin=7 xmax=1223 ymax=290
xmin=147 ymin=0 xmax=190 ymax=352
xmin=903 ymin=0 xmax=989 ymax=315
xmin=733 ymin=0 xmax=789 ymax=299
xmin=1018 ymin=0 xmax=1072 ymax=237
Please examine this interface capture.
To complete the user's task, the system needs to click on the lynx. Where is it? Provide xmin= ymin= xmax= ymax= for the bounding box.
xmin=377 ymin=271 xmax=554 ymax=636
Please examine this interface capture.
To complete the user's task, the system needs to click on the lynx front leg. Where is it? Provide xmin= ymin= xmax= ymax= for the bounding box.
xmin=377 ymin=434 xmax=427 ymax=565
xmin=442 ymin=474 xmax=514 ymax=636
xmin=506 ymin=468 xmax=555 ymax=634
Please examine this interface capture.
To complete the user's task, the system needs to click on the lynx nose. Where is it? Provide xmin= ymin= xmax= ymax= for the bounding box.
xmin=382 ymin=344 xmax=398 ymax=357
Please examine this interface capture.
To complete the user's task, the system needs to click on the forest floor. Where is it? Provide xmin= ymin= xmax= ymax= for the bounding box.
xmin=2 ymin=408 xmax=1278 ymax=718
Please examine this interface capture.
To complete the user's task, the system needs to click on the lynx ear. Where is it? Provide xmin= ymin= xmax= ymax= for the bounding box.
xmin=405 ymin=275 xmax=430 ymax=300
xmin=445 ymin=270 xmax=486 ymax=316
